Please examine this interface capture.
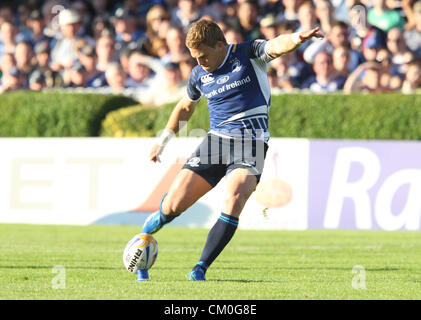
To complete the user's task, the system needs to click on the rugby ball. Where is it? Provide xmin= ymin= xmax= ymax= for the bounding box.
xmin=123 ymin=233 xmax=158 ymax=273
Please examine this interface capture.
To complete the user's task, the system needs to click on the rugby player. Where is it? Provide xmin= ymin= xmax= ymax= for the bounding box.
xmin=142 ymin=19 xmax=323 ymax=281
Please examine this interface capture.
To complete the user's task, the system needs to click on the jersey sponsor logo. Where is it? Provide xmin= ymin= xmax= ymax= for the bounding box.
xmin=200 ymin=74 xmax=215 ymax=86
xmin=216 ymin=75 xmax=230 ymax=85
xmin=225 ymin=75 xmax=251 ymax=90
xmin=205 ymin=76 xmax=251 ymax=99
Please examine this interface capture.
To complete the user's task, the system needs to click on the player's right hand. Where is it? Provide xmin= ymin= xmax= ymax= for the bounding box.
xmin=149 ymin=144 xmax=164 ymax=163
xmin=299 ymin=27 xmax=324 ymax=43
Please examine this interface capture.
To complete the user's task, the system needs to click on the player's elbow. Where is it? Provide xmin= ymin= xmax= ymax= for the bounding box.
xmin=176 ymin=98 xmax=197 ymax=118
xmin=266 ymin=39 xmax=282 ymax=58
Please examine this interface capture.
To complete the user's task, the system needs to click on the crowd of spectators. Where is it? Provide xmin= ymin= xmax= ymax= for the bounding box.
xmin=0 ymin=0 xmax=421 ymax=105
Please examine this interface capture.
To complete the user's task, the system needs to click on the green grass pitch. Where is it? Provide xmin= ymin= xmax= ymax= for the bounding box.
xmin=1 ymin=223 xmax=421 ymax=300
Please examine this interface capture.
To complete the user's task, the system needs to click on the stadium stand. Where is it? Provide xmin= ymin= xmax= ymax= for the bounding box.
xmin=0 ymin=0 xmax=420 ymax=102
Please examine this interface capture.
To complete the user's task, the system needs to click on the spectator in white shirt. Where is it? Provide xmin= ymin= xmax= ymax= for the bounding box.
xmin=50 ymin=9 xmax=94 ymax=72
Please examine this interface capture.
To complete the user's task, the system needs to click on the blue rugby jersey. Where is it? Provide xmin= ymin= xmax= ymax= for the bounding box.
xmin=186 ymin=40 xmax=275 ymax=142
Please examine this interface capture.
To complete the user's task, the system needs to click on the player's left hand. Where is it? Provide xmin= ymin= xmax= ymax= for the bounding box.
xmin=298 ymin=27 xmax=324 ymax=43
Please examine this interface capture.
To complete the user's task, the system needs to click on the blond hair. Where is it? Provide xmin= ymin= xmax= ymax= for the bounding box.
xmin=185 ymin=19 xmax=227 ymax=49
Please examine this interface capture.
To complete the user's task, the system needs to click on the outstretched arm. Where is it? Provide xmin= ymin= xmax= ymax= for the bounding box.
xmin=150 ymin=96 xmax=199 ymax=162
xmin=265 ymin=27 xmax=324 ymax=58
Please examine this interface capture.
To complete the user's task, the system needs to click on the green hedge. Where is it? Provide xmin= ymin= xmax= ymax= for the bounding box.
xmin=100 ymin=99 xmax=210 ymax=137
xmin=100 ymin=104 xmax=160 ymax=137
xmin=268 ymin=93 xmax=421 ymax=139
xmin=0 ymin=91 xmax=137 ymax=137
xmin=101 ymin=93 xmax=421 ymax=140
xmin=1 ymin=92 xmax=420 ymax=139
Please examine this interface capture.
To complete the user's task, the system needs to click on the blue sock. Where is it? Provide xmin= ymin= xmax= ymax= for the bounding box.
xmin=159 ymin=210 xmax=177 ymax=224
xmin=193 ymin=213 xmax=239 ymax=273
xmin=142 ymin=194 xmax=178 ymax=234
xmin=142 ymin=209 xmax=178 ymax=234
